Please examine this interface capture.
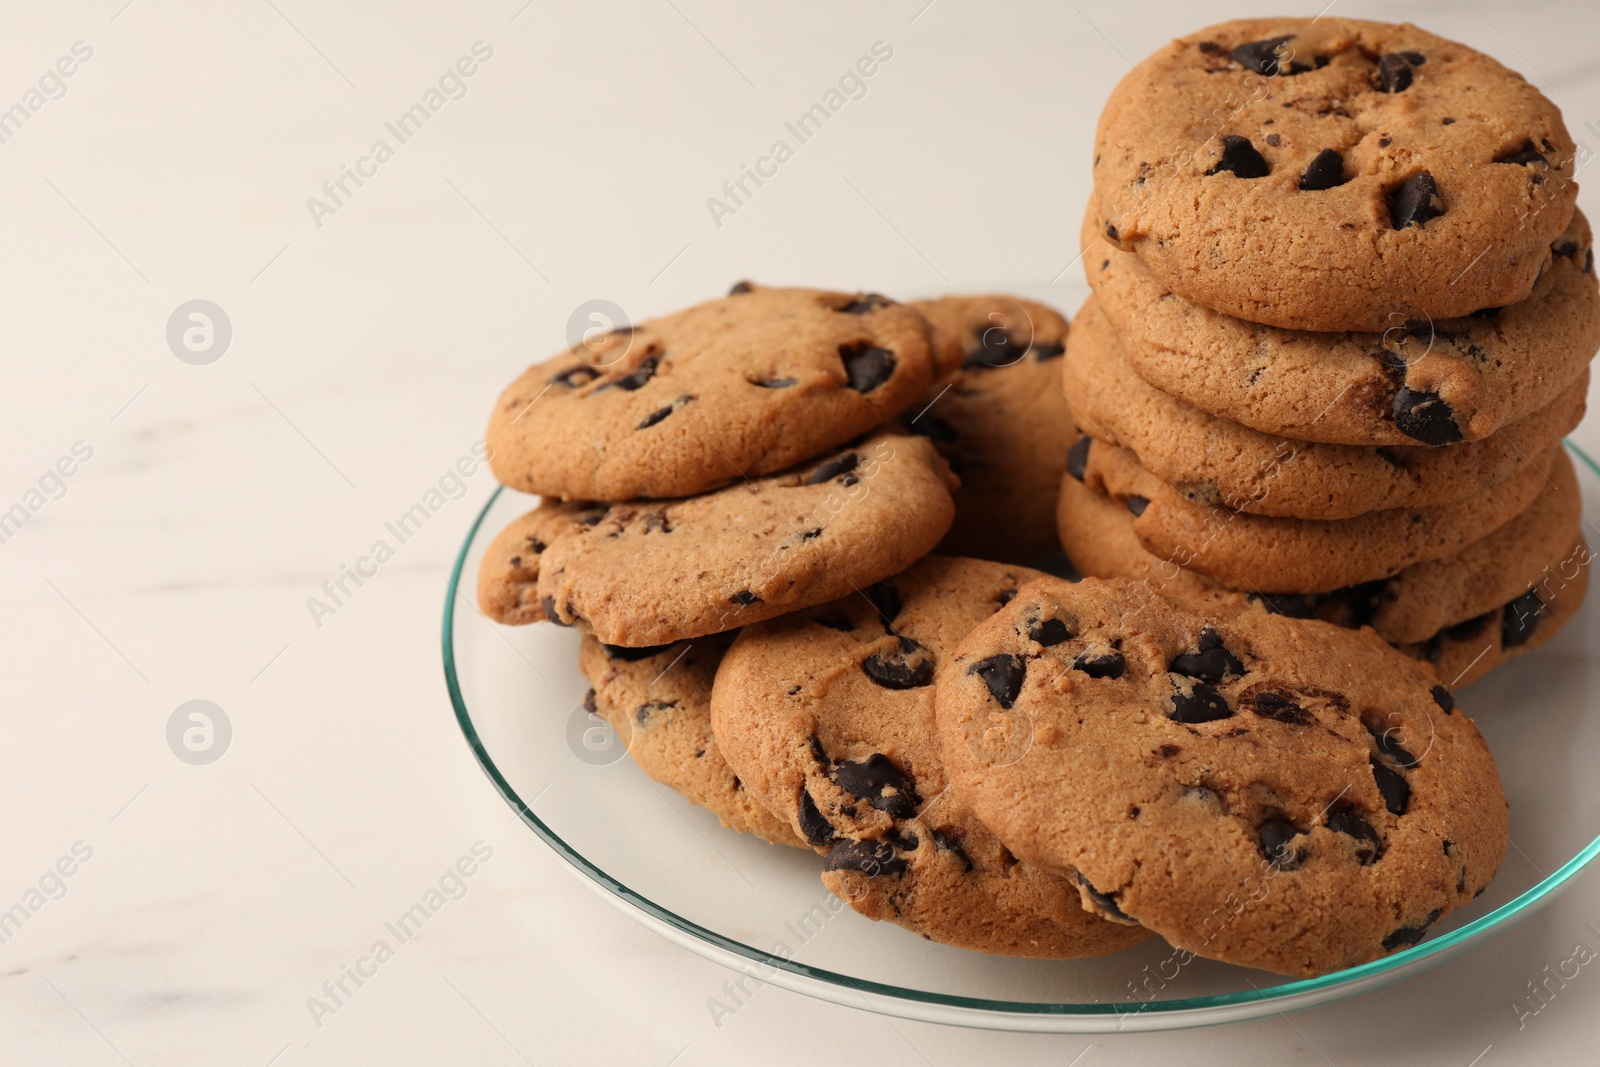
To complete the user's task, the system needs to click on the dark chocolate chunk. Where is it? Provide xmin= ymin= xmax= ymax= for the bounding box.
xmin=997 ymin=588 xmax=1018 ymax=607
xmin=604 ymin=355 xmax=660 ymax=391
xmin=1382 ymin=910 xmax=1440 ymax=950
xmin=728 ymin=280 xmax=753 ymax=295
xmin=1028 ymin=617 xmax=1072 ymax=646
xmin=839 ymin=293 xmax=893 ymax=314
xmin=1502 ymin=588 xmax=1546 ymax=647
xmin=969 ymin=654 xmax=1026 ymax=708
xmin=1125 ymin=496 xmax=1150 ymax=517
xmin=1248 ymin=689 xmax=1312 ymax=725
xmin=600 ymin=641 xmax=674 ymax=662
xmin=1431 ymin=684 xmax=1455 ymax=713
xmin=636 ymin=396 xmax=690 ymax=430
xmin=963 ymin=325 xmax=1026 ymax=370
xmin=1389 ymin=172 xmax=1444 ymax=229
xmin=1076 ymin=874 xmax=1131 ymax=921
xmin=1392 ymin=387 xmax=1463 ymax=444
xmin=1230 ymin=35 xmax=1295 ymax=76
xmin=729 ymin=590 xmax=762 ymax=605
xmin=1105 ymin=222 xmax=1120 ymax=242
xmin=807 ymin=452 xmax=859 ymax=485
xmin=797 ymin=788 xmax=834 ymax=846
xmin=582 ymin=688 xmax=597 ymax=714
xmin=1373 ymin=731 xmax=1418 ymax=768
xmin=1065 ymin=436 xmax=1091 ymax=481
xmin=1370 ymin=757 xmax=1411 ymax=816
xmin=635 ymin=701 xmax=674 ymax=725
xmin=861 ymin=636 xmax=935 ymax=689
xmin=808 ymin=734 xmax=830 ymax=766
xmin=1553 ymin=239 xmax=1580 ymax=259
xmin=1399 ymin=50 xmax=1426 ymax=65
xmin=1259 ymin=817 xmax=1304 ymax=870
xmin=1497 ymin=140 xmax=1549 ymax=167
xmin=541 ymin=596 xmax=573 ymax=626
xmin=824 ymin=838 xmax=907 ymax=876
xmin=1299 ymin=148 xmax=1347 ymax=190
xmin=1377 ymin=53 xmax=1414 ymax=92
xmin=1326 ymin=806 xmax=1382 ymax=864
xmin=832 ymin=753 xmax=920 ymax=819
xmin=1169 ymin=627 xmax=1246 ymax=683
xmin=840 ymin=343 xmax=896 ymax=393
xmin=1073 ymin=651 xmax=1125 ymax=679
xmin=1033 ymin=341 xmax=1066 ymax=361
xmin=1169 ymin=680 xmax=1233 ymax=723
xmin=930 ymin=828 xmax=973 ymax=872
xmin=751 ymin=376 xmax=797 ymax=388
xmin=1207 ymin=135 xmax=1271 ymax=179
xmin=551 ymin=364 xmax=600 ymax=388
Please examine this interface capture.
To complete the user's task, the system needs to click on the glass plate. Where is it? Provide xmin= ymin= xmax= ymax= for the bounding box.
xmin=442 ymin=441 xmax=1600 ymax=1033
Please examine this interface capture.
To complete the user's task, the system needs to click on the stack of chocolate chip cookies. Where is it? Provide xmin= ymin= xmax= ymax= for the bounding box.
xmin=1063 ymin=16 xmax=1598 ymax=687
xmin=470 ymin=16 xmax=1582 ymax=980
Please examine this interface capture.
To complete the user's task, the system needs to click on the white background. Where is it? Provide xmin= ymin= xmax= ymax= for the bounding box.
xmin=3 ymin=1 xmax=1599 ymax=1063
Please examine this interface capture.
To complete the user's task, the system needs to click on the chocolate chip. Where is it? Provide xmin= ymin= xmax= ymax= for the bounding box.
xmin=1377 ymin=53 xmax=1414 ymax=92
xmin=908 ymin=415 xmax=959 ymax=444
xmin=1207 ymin=135 xmax=1270 ymax=179
xmin=807 ymin=452 xmax=859 ymax=485
xmin=890 ymin=829 xmax=918 ymax=851
xmin=1169 ymin=680 xmax=1232 ymax=723
xmin=1400 ymin=50 xmax=1426 ymax=65
xmin=1073 ymin=651 xmax=1125 ymax=679
xmin=1169 ymin=627 xmax=1245 ymax=683
xmin=541 ymin=596 xmax=573 ymax=626
xmin=636 ymin=395 xmax=692 ymax=429
xmin=930 ymin=828 xmax=973 ymax=872
xmin=1382 ymin=910 xmax=1440 ymax=950
xmin=811 ymin=611 xmax=854 ymax=631
xmin=1259 ymin=817 xmax=1304 ymax=870
xmin=728 ymin=280 xmax=753 ymax=295
xmin=1125 ymin=496 xmax=1150 ymax=517
xmin=1326 ymin=805 xmax=1382 ymax=864
xmin=840 ymin=343 xmax=896 ymax=393
xmin=604 ymin=355 xmax=660 ymax=391
xmin=1392 ymin=387 xmax=1463 ymax=444
xmin=997 ymin=589 xmax=1018 ymax=607
xmin=1503 ymin=588 xmax=1546 ymax=647
xmin=963 ymin=325 xmax=1027 ymax=370
xmin=582 ymin=688 xmax=597 ymax=714
xmin=1076 ymin=874 xmax=1131 ymax=921
xmin=1497 ymin=140 xmax=1549 ymax=167
xmin=1554 ymin=240 xmax=1580 ymax=259
xmin=1431 ymin=684 xmax=1455 ymax=714
xmin=600 ymin=641 xmax=674 ymax=661
xmin=862 ymin=636 xmax=935 ymax=689
xmin=839 ymin=293 xmax=893 ymax=314
xmin=1230 ymin=35 xmax=1295 ymax=76
xmin=1586 ymin=249 xmax=1594 ymax=275
xmin=751 ymin=376 xmax=797 ymax=388
xmin=1028 ymin=617 xmax=1072 ymax=646
xmin=1370 ymin=757 xmax=1411 ymax=816
xmin=1156 ymin=743 xmax=1181 ymax=757
xmin=1033 ymin=341 xmax=1065 ymax=361
xmin=832 ymin=753 xmax=920 ymax=818
xmin=1065 ymin=436 xmax=1091 ymax=481
xmin=1298 ymin=148 xmax=1346 ymax=190
xmin=1389 ymin=172 xmax=1444 ymax=229
xmin=797 ymin=789 xmax=834 ymax=845
xmin=551 ymin=364 xmax=600 ymax=388
xmin=1265 ymin=133 xmax=1281 ymax=146
xmin=636 ymin=701 xmax=673 ymax=725
xmin=824 ymin=839 xmax=907 ymax=876
xmin=1248 ymin=689 xmax=1312 ymax=725
xmin=970 ymin=654 xmax=1025 ymax=708
xmin=863 ymin=581 xmax=902 ymax=629
xmin=1105 ymin=222 xmax=1120 ymax=242
xmin=729 ymin=590 xmax=762 ymax=605
xmin=1373 ymin=731 xmax=1418 ymax=768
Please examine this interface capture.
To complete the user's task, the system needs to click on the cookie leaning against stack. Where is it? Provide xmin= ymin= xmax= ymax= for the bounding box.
xmin=1065 ymin=16 xmax=1597 ymax=689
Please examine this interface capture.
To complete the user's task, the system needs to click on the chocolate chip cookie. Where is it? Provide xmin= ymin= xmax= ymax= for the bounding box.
xmin=1060 ymin=448 xmax=1585 ymax=669
xmin=902 ymin=295 xmax=1073 ymax=561
xmin=1092 ymin=17 xmax=1578 ymax=330
xmin=1085 ymin=205 xmax=1598 ymax=447
xmin=1073 ymin=434 xmax=1553 ymax=592
xmin=1064 ymin=295 xmax=1586 ymax=519
xmin=479 ymin=432 xmax=956 ymax=645
xmin=934 ymin=576 xmax=1508 ymax=976
xmin=488 ymin=285 xmax=935 ymax=500
xmin=710 ymin=557 xmax=1149 ymax=958
xmin=578 ymin=634 xmax=805 ymax=846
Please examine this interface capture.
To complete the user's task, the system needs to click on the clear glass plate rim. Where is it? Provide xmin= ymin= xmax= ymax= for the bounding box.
xmin=441 ymin=439 xmax=1600 ymax=1018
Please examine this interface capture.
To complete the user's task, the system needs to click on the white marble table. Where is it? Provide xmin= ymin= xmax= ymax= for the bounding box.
xmin=4 ymin=1 xmax=1599 ymax=1062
